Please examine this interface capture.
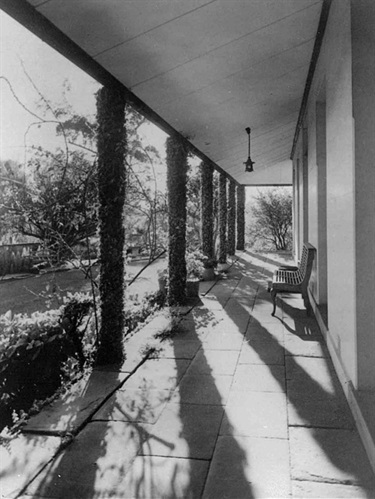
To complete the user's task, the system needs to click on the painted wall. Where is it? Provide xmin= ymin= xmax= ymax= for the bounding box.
xmin=295 ymin=0 xmax=358 ymax=386
xmin=351 ymin=0 xmax=375 ymax=390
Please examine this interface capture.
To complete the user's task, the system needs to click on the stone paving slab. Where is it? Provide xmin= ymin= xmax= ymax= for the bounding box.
xmin=240 ymin=336 xmax=285 ymax=365
xmin=124 ymin=358 xmax=190 ymax=391
xmin=206 ymin=280 xmax=240 ymax=304
xmin=185 ymin=303 xmax=228 ymax=328
xmin=92 ymin=386 xmax=174 ymax=424
xmin=186 ymin=348 xmax=240 ymax=376
xmin=199 ymin=279 xmax=217 ymax=295
xmin=286 ymin=355 xmax=340 ymax=385
xmin=199 ymin=294 xmax=226 ymax=311
xmin=172 ymin=373 xmax=233 ymax=405
xmin=202 ymin=435 xmax=291 ymax=498
xmin=287 ymin=387 xmax=354 ymax=429
xmin=232 ymin=364 xmax=286 ymax=393
xmin=249 ymin=306 xmax=281 ymax=325
xmin=203 ymin=328 xmax=244 ymax=350
xmin=292 ymin=479 xmax=373 ymax=498
xmin=223 ymin=298 xmax=251 ymax=332
xmin=220 ymin=391 xmax=288 ymax=439
xmin=169 ymin=317 xmax=212 ymax=342
xmin=24 ymin=369 xmax=128 ymax=435
xmin=0 ymin=432 xmax=62 ymax=499
xmin=284 ymin=334 xmax=328 ymax=357
xmin=156 ymin=339 xmax=202 ymax=359
xmin=245 ymin=321 xmax=285 ymax=341
xmin=285 ymin=356 xmax=354 ymax=429
xmin=282 ymin=315 xmax=323 ymax=337
xmin=24 ymin=421 xmax=142 ymax=499
xmin=139 ymin=402 xmax=224 ymax=459
xmin=289 ymin=427 xmax=375 ymax=489
xmin=117 ymin=455 xmax=210 ymax=499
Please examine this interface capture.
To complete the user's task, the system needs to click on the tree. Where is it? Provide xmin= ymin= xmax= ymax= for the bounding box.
xmin=249 ymin=188 xmax=292 ymax=251
xmin=124 ymin=106 xmax=168 ymax=258
xmin=0 ymin=150 xmax=98 ymax=262
xmin=0 ymin=73 xmax=168 ymax=262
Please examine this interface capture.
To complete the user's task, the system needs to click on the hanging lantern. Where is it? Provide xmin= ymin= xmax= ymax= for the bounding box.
xmin=244 ymin=127 xmax=255 ymax=172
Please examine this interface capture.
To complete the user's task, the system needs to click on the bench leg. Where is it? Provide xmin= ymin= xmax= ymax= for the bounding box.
xmin=270 ymin=289 xmax=277 ymax=316
xmin=302 ymin=291 xmax=311 ymax=316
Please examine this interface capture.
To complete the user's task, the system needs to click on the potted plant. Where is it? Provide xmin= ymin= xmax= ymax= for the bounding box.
xmin=186 ymin=249 xmax=204 ymax=297
xmin=201 ymin=256 xmax=217 ymax=281
xmin=217 ymin=261 xmax=231 ymax=273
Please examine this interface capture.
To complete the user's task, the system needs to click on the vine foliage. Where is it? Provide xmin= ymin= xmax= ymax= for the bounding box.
xmin=218 ymin=173 xmax=227 ymax=264
xmin=201 ymin=162 xmax=214 ymax=259
xmin=95 ymin=85 xmax=126 ymax=365
xmin=227 ymin=180 xmax=236 ymax=255
xmin=236 ymin=184 xmax=245 ymax=250
xmin=166 ymin=136 xmax=188 ymax=305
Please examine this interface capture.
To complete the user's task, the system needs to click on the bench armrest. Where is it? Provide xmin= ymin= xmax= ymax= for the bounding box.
xmin=277 ymin=265 xmax=299 ymax=271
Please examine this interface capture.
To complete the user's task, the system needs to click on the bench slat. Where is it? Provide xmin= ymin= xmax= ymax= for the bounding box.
xmin=269 ymin=243 xmax=316 ymax=316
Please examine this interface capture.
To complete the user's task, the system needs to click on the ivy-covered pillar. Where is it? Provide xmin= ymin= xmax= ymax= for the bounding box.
xmin=95 ymin=85 xmax=126 ymax=366
xmin=236 ymin=184 xmax=245 ymax=250
xmin=218 ymin=172 xmax=227 ymax=264
xmin=166 ymin=135 xmax=188 ymax=305
xmin=227 ymin=179 xmax=236 ymax=255
xmin=201 ymin=162 xmax=214 ymax=258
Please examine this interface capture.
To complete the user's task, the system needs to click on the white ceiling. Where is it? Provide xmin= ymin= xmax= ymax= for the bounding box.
xmin=24 ymin=0 xmax=323 ymax=185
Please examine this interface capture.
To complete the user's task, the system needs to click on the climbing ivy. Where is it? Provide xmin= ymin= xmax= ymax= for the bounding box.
xmin=227 ymin=179 xmax=236 ymax=255
xmin=218 ymin=173 xmax=227 ymax=264
xmin=201 ymin=162 xmax=214 ymax=259
xmin=95 ymin=85 xmax=127 ymax=365
xmin=166 ymin=135 xmax=188 ymax=305
xmin=237 ymin=184 xmax=245 ymax=250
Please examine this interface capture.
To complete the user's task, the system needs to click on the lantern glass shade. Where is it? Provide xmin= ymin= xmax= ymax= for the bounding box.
xmin=244 ymin=157 xmax=254 ymax=172
xmin=244 ymin=127 xmax=255 ymax=172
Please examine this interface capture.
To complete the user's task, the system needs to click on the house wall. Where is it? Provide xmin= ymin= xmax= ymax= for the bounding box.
xmin=294 ymin=0 xmax=375 ymax=392
xmin=351 ymin=0 xmax=375 ymax=390
xmin=292 ymin=142 xmax=304 ymax=260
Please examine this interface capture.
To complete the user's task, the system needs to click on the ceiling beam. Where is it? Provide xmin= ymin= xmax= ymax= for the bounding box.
xmin=290 ymin=0 xmax=332 ymax=159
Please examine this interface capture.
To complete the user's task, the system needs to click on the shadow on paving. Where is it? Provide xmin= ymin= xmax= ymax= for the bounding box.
xmin=244 ymin=250 xmax=294 ymax=269
xmin=222 ymin=276 xmax=375 ymax=496
xmin=171 ymin=307 xmax=255 ymax=499
xmin=235 ymin=253 xmax=273 ymax=283
xmin=23 ymin=371 xmax=132 ymax=498
xmin=24 ymin=302 xmax=255 ymax=498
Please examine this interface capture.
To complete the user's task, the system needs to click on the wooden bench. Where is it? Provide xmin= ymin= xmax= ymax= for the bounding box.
xmin=269 ymin=243 xmax=316 ymax=316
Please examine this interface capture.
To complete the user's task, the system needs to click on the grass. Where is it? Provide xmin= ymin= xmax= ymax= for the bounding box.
xmin=0 ymin=259 xmax=166 ymax=317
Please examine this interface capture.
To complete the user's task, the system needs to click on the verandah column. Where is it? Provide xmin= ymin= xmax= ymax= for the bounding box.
xmin=218 ymin=172 xmax=227 ymax=264
xmin=227 ymin=179 xmax=236 ymax=256
xmin=166 ymin=135 xmax=188 ymax=305
xmin=201 ymin=162 xmax=214 ymax=259
xmin=236 ymin=184 xmax=245 ymax=250
xmin=96 ymin=85 xmax=127 ymax=365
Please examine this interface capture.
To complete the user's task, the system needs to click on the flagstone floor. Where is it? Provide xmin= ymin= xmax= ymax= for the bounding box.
xmin=2 ymin=251 xmax=375 ymax=499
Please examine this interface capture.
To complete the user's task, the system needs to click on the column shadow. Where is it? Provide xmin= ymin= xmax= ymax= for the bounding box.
xmin=215 ymin=263 xmax=375 ymax=495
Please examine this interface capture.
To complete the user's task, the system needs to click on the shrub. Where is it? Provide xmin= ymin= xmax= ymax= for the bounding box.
xmin=186 ymin=249 xmax=205 ymax=280
xmin=0 ymin=293 xmax=94 ymax=431
xmin=0 ymin=288 xmax=165 ymax=431
xmin=124 ymin=290 xmax=166 ymax=338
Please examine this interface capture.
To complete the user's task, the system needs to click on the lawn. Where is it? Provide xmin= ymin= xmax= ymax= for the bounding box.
xmin=0 ymin=259 xmax=166 ymax=316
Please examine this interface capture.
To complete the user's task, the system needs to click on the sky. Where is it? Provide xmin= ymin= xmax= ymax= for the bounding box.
xmin=0 ymin=10 xmax=167 ymax=164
